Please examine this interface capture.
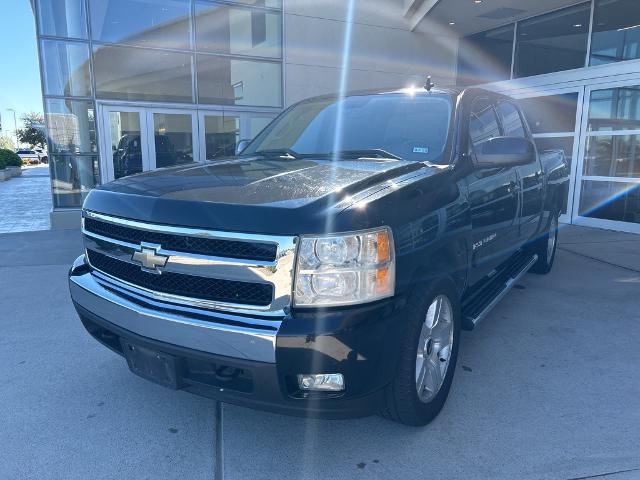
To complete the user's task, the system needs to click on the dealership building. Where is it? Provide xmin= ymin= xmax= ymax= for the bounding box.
xmin=31 ymin=0 xmax=640 ymax=233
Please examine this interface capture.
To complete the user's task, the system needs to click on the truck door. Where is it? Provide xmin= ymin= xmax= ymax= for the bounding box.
xmin=496 ymin=101 xmax=544 ymax=244
xmin=466 ymin=97 xmax=520 ymax=286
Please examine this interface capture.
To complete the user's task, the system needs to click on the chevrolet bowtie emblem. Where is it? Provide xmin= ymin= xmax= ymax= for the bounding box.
xmin=131 ymin=244 xmax=168 ymax=273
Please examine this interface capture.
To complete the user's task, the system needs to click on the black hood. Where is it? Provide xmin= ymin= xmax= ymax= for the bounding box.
xmin=84 ymin=156 xmax=444 ymax=235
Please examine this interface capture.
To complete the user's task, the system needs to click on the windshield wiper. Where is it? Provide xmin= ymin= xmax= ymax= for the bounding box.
xmin=253 ymin=148 xmax=300 ymax=159
xmin=322 ymin=149 xmax=403 ymax=160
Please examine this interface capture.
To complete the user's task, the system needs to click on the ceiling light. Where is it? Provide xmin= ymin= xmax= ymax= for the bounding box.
xmin=573 ymin=24 xmax=583 ymax=28
xmin=474 ymin=0 xmax=483 ymax=4
xmin=449 ymin=21 xmax=456 ymax=25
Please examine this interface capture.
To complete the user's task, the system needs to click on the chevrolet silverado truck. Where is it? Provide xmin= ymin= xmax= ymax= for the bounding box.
xmin=69 ymin=86 xmax=568 ymax=426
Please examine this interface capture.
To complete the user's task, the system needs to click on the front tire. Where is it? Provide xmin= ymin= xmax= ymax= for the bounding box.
xmin=381 ymin=280 xmax=461 ymax=426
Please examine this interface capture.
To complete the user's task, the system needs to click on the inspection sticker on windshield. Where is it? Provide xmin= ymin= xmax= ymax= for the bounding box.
xmin=413 ymin=147 xmax=429 ymax=154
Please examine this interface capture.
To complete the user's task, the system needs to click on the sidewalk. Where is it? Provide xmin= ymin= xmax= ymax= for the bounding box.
xmin=0 ymin=165 xmax=52 ymax=233
xmin=558 ymin=224 xmax=640 ymax=272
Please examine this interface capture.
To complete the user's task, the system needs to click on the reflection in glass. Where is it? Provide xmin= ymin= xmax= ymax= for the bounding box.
xmin=228 ymin=0 xmax=282 ymax=7
xmin=457 ymin=24 xmax=514 ymax=85
xmin=534 ymin=137 xmax=575 ymax=170
xmin=249 ymin=117 xmax=273 ymax=138
xmin=469 ymin=98 xmax=501 ymax=151
xmin=37 ymin=0 xmax=87 ymax=39
xmin=93 ymin=45 xmax=193 ymax=103
xmin=584 ymin=135 xmax=640 ymax=178
xmin=195 ymin=2 xmax=282 ymax=58
xmin=41 ymin=40 xmax=91 ymax=97
xmin=204 ymin=115 xmax=239 ymax=160
xmin=197 ymin=55 xmax=281 ymax=106
xmin=535 ymin=136 xmax=575 ymax=213
xmin=590 ymin=0 xmax=640 ymax=65
xmin=110 ymin=112 xmax=143 ymax=179
xmin=51 ymin=155 xmax=99 ymax=208
xmin=514 ymin=3 xmax=590 ymax=78
xmin=588 ymin=86 xmax=640 ymax=131
xmin=153 ymin=113 xmax=194 ymax=168
xmin=579 ymin=180 xmax=640 ymax=224
xmin=89 ymin=0 xmax=191 ymax=49
xmin=45 ymin=99 xmax=97 ymax=154
xmin=497 ymin=102 xmax=525 ymax=137
xmin=245 ymin=94 xmax=453 ymax=163
xmin=519 ymin=93 xmax=579 ymax=134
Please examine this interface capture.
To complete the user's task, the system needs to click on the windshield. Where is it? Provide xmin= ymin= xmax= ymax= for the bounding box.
xmin=244 ymin=93 xmax=453 ymax=163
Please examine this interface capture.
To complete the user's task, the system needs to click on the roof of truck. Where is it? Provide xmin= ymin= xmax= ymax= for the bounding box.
xmin=298 ymin=85 xmax=500 ymax=104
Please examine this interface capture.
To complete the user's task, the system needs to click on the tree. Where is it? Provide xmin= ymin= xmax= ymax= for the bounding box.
xmin=16 ymin=111 xmax=46 ymax=149
xmin=17 ymin=127 xmax=46 ymax=149
xmin=21 ymin=112 xmax=44 ymax=127
xmin=0 ymin=135 xmax=15 ymax=150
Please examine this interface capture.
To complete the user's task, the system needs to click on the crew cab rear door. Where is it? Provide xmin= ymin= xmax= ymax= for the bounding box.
xmin=496 ymin=100 xmax=544 ymax=245
xmin=465 ymin=96 xmax=520 ymax=286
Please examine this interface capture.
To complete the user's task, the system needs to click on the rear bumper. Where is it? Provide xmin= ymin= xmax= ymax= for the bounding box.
xmin=69 ymin=255 xmax=408 ymax=419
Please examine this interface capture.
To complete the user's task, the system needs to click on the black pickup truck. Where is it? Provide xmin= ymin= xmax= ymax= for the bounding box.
xmin=69 ymin=86 xmax=568 ymax=426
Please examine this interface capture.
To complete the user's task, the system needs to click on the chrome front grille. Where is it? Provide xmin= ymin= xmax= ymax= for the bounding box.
xmin=84 ymin=217 xmax=278 ymax=261
xmin=86 ymin=250 xmax=274 ymax=306
xmin=81 ymin=211 xmax=297 ymax=317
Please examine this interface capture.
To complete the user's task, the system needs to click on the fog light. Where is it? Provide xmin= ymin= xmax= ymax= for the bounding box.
xmin=297 ymin=373 xmax=345 ymax=392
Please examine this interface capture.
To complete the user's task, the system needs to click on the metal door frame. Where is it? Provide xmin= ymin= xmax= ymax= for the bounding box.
xmin=146 ymin=107 xmax=199 ymax=169
xmin=98 ymin=103 xmax=199 ymax=182
xmin=572 ymin=76 xmax=640 ymax=234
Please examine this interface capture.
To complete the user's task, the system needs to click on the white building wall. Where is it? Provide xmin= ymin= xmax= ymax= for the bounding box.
xmin=283 ymin=0 xmax=459 ymax=106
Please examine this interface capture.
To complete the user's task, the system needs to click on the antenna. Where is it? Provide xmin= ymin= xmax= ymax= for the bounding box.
xmin=424 ymin=76 xmax=435 ymax=91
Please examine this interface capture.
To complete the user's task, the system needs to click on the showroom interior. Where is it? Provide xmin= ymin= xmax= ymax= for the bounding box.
xmin=32 ymin=0 xmax=639 ymax=233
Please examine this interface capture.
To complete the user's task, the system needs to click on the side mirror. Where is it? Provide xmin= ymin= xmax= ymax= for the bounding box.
xmin=474 ymin=136 xmax=535 ymax=169
xmin=236 ymin=139 xmax=251 ymax=155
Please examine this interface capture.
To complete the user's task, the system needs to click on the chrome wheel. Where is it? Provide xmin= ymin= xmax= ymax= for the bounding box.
xmin=547 ymin=215 xmax=558 ymax=263
xmin=415 ymin=295 xmax=454 ymax=403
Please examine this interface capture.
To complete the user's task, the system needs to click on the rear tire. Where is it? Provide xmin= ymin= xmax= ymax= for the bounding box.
xmin=529 ymin=211 xmax=559 ymax=274
xmin=381 ymin=280 xmax=461 ymax=426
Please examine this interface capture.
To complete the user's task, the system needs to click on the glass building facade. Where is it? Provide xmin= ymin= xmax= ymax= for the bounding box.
xmin=457 ymin=0 xmax=640 ymax=84
xmin=34 ymin=0 xmax=283 ymax=209
xmin=457 ymin=0 xmax=640 ymax=233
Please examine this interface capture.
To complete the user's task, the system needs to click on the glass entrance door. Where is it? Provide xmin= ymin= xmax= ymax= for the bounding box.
xmin=150 ymin=110 xmax=197 ymax=169
xmin=573 ymin=80 xmax=640 ymax=233
xmin=103 ymin=107 xmax=148 ymax=181
xmin=100 ymin=106 xmax=198 ymax=182
xmin=199 ymin=112 xmax=240 ymax=161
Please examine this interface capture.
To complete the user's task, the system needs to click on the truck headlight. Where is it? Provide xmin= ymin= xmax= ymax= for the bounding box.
xmin=293 ymin=227 xmax=395 ymax=307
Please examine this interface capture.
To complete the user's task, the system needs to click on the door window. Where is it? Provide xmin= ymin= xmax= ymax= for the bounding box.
xmin=203 ymin=115 xmax=240 ymax=160
xmin=109 ymin=111 xmax=143 ymax=179
xmin=469 ymin=98 xmax=500 ymax=152
xmin=152 ymin=113 xmax=194 ymax=168
xmin=497 ymin=102 xmax=526 ymax=137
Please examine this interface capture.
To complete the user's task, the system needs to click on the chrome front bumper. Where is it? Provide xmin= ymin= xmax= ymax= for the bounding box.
xmin=69 ymin=255 xmax=281 ymax=363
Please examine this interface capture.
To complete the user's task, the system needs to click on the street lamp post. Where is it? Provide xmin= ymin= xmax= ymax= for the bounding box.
xmin=6 ymin=108 xmax=18 ymax=149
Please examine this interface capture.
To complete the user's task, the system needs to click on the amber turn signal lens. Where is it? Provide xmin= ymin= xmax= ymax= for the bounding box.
xmin=376 ymin=267 xmax=390 ymax=294
xmin=377 ymin=232 xmax=390 ymax=263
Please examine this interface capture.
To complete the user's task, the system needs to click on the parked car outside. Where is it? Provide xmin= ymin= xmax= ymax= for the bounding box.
xmin=35 ymin=148 xmax=48 ymax=163
xmin=16 ymin=149 xmax=41 ymax=165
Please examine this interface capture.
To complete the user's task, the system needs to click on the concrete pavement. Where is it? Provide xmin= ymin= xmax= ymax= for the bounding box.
xmin=0 ymin=165 xmax=52 ymax=234
xmin=0 ymin=226 xmax=639 ymax=480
